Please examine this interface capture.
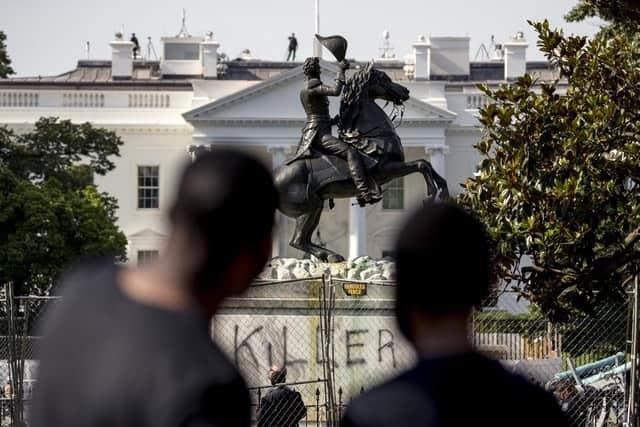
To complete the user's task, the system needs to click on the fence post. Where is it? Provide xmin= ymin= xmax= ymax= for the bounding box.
xmin=4 ymin=282 xmax=24 ymax=427
xmin=628 ymin=276 xmax=639 ymax=426
xmin=319 ymin=275 xmax=338 ymax=426
xmin=318 ymin=277 xmax=331 ymax=426
xmin=315 ymin=387 xmax=320 ymax=427
xmin=256 ymin=387 xmax=262 ymax=420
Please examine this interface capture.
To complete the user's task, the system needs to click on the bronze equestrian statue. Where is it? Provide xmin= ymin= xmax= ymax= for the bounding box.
xmin=274 ymin=35 xmax=448 ymax=262
xmin=288 ymin=56 xmax=382 ymax=206
xmin=275 ymin=36 xmax=449 ymax=262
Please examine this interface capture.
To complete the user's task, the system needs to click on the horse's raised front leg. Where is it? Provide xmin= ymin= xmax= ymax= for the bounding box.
xmin=375 ymin=159 xmax=448 ymax=200
xmin=427 ymin=162 xmax=449 ymax=199
xmin=290 ymin=203 xmax=345 ymax=263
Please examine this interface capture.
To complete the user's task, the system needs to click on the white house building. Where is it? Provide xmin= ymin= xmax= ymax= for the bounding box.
xmin=0 ymin=27 xmax=556 ymax=264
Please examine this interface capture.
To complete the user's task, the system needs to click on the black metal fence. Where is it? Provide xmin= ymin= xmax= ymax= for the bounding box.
xmin=250 ymin=379 xmax=327 ymax=426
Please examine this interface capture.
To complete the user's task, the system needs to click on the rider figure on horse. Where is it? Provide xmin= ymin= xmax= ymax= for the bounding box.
xmin=289 ymin=57 xmax=382 ymax=206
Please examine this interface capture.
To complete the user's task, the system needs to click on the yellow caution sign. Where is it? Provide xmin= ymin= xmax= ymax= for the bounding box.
xmin=342 ymin=282 xmax=367 ymax=297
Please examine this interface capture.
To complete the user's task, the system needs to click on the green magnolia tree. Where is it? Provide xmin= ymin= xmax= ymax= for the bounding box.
xmin=462 ymin=18 xmax=640 ymax=320
xmin=0 ymin=118 xmax=127 ymax=295
xmin=566 ymin=0 xmax=640 ymax=31
xmin=0 ymin=31 xmax=14 ymax=78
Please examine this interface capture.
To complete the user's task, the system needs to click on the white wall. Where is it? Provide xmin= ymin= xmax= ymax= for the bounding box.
xmin=445 ymin=128 xmax=483 ymax=195
xmin=94 ymin=131 xmax=193 ymax=235
xmin=0 ymin=74 xmax=486 ymax=262
xmin=0 ymin=89 xmax=194 ymax=262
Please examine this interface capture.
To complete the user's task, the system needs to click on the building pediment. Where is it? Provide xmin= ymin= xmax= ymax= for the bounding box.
xmin=183 ymin=61 xmax=456 ymax=125
xmin=127 ymin=228 xmax=167 ymax=240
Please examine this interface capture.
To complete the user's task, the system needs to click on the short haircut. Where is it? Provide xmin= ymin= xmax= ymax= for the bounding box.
xmin=170 ymin=149 xmax=278 ymax=275
xmin=394 ymin=202 xmax=490 ymax=320
xmin=303 ymin=57 xmax=320 ymax=77
xmin=270 ymin=366 xmax=287 ymax=385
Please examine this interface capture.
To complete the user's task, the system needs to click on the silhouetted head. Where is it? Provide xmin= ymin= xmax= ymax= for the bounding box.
xmin=394 ymin=202 xmax=490 ymax=341
xmin=269 ymin=365 xmax=287 ymax=385
xmin=303 ymin=57 xmax=321 ymax=79
xmin=169 ymin=149 xmax=278 ymax=299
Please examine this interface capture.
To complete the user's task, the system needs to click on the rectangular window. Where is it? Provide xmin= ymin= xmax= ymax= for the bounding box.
xmin=382 ymin=178 xmax=404 ymax=210
xmin=164 ymin=43 xmax=200 ymax=60
xmin=137 ymin=250 xmax=159 ymax=266
xmin=137 ymin=166 xmax=159 ymax=209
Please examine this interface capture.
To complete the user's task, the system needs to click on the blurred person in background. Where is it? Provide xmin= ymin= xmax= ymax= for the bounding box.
xmin=340 ymin=202 xmax=568 ymax=427
xmin=257 ymin=365 xmax=307 ymax=427
xmin=32 ymin=149 xmax=278 ymax=427
xmin=287 ymin=33 xmax=298 ymax=61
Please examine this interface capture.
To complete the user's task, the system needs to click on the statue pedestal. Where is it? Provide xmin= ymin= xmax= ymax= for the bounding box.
xmin=215 ymin=255 xmax=411 ymax=409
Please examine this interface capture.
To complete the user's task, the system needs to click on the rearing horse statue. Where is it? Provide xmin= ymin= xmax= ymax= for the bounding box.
xmin=274 ymin=62 xmax=448 ymax=262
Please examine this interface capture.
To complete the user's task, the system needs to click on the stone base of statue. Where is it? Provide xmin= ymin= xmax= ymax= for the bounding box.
xmin=215 ymin=255 xmax=409 ymax=419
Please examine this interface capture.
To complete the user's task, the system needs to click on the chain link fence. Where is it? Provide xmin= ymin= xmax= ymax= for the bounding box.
xmin=475 ymin=290 xmax=631 ymax=426
xmin=327 ymin=277 xmax=415 ymax=417
xmin=213 ymin=277 xmax=338 ymax=426
xmin=0 ymin=284 xmax=61 ymax=427
xmin=0 ymin=278 xmax=638 ymax=426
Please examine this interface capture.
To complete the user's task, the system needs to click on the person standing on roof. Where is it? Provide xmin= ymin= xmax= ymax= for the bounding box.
xmin=131 ymin=33 xmax=140 ymax=59
xmin=287 ymin=33 xmax=298 ymax=61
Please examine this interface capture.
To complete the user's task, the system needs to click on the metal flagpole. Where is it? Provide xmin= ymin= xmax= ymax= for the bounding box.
xmin=314 ymin=0 xmax=322 ymax=57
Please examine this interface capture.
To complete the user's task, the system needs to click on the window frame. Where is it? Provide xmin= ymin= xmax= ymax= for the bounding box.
xmin=137 ymin=165 xmax=160 ymax=210
xmin=137 ymin=249 xmax=160 ymax=266
xmin=382 ymin=177 xmax=405 ymax=211
xmin=163 ymin=43 xmax=201 ymax=61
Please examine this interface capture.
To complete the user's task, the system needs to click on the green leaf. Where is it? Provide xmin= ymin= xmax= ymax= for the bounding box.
xmin=459 ymin=19 xmax=640 ymax=321
xmin=0 ymin=119 xmax=127 ymax=295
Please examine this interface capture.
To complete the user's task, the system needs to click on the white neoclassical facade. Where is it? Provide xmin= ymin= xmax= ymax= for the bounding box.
xmin=0 ymin=29 xmax=556 ymax=264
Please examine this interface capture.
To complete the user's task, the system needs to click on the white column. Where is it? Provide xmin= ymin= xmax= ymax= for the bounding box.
xmin=268 ymin=146 xmax=291 ymax=258
xmin=110 ymin=39 xmax=134 ymax=80
xmin=504 ymin=38 xmax=528 ymax=80
xmin=426 ymin=146 xmax=448 ymax=178
xmin=201 ymin=38 xmax=220 ymax=79
xmin=412 ymin=36 xmax=431 ymax=81
xmin=349 ymin=202 xmax=367 ymax=260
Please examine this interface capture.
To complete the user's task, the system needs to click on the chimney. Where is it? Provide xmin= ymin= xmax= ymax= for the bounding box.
xmin=201 ymin=32 xmax=220 ymax=79
xmin=504 ymin=32 xmax=528 ymax=80
xmin=429 ymin=36 xmax=470 ymax=78
xmin=110 ymin=32 xmax=134 ymax=80
xmin=412 ymin=35 xmax=430 ymax=80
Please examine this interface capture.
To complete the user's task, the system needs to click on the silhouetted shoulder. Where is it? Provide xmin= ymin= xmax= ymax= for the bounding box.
xmin=341 ymin=372 xmax=438 ymax=427
xmin=503 ymin=372 xmax=568 ymax=425
xmin=53 ymin=257 xmax=118 ymax=297
xmin=36 ymin=258 xmax=117 ymax=334
xmin=152 ymin=343 xmax=250 ymax=426
xmin=341 ymin=353 xmax=568 ymax=427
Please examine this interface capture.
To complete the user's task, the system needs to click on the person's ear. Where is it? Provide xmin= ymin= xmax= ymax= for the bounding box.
xmin=173 ymin=225 xmax=208 ymax=278
xmin=221 ymin=234 xmax=272 ymax=297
